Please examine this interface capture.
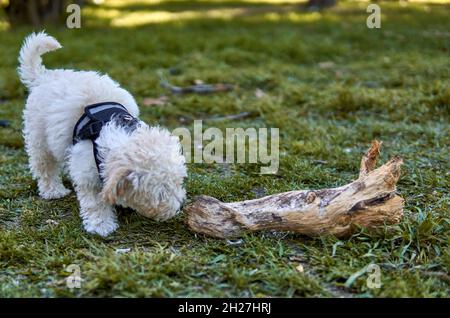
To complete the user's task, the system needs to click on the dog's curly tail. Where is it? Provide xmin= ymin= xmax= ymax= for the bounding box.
xmin=18 ymin=31 xmax=62 ymax=88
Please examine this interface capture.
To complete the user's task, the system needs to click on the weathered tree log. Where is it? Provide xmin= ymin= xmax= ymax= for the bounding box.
xmin=186 ymin=141 xmax=404 ymax=238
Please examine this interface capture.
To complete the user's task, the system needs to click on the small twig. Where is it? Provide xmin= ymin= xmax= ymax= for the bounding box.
xmin=206 ymin=112 xmax=251 ymax=122
xmin=421 ymin=271 xmax=450 ymax=284
xmin=158 ymin=70 xmax=234 ymax=95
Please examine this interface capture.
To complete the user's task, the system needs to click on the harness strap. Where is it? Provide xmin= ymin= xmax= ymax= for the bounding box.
xmin=73 ymin=102 xmax=139 ymax=182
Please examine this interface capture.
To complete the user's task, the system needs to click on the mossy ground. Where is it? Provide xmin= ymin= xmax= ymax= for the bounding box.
xmin=0 ymin=0 xmax=449 ymax=297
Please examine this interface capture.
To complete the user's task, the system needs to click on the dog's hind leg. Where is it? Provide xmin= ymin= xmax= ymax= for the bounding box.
xmin=24 ymin=125 xmax=71 ymax=200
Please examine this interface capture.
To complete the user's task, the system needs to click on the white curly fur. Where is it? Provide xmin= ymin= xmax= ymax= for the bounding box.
xmin=18 ymin=32 xmax=187 ymax=237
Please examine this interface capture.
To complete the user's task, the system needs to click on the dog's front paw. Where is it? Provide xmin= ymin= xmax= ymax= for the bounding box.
xmin=83 ymin=218 xmax=118 ymax=237
xmin=39 ymin=184 xmax=71 ymax=200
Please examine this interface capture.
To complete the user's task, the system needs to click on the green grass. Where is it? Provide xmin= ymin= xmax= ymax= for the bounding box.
xmin=0 ymin=0 xmax=449 ymax=297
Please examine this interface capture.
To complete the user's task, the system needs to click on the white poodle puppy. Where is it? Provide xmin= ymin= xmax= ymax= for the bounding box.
xmin=18 ymin=32 xmax=187 ymax=236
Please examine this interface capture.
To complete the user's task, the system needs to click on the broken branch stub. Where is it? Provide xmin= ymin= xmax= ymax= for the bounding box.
xmin=185 ymin=141 xmax=404 ymax=238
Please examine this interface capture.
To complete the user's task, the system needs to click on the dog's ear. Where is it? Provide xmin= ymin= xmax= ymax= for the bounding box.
xmin=125 ymin=171 xmax=143 ymax=190
xmin=101 ymin=168 xmax=132 ymax=205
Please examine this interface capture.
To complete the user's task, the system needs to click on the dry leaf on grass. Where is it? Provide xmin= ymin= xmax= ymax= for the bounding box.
xmin=142 ymin=96 xmax=169 ymax=106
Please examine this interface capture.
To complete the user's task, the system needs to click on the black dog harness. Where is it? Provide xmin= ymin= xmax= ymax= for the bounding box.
xmin=73 ymin=102 xmax=139 ymax=179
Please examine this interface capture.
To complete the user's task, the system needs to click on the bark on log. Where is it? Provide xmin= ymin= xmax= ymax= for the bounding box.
xmin=185 ymin=141 xmax=404 ymax=238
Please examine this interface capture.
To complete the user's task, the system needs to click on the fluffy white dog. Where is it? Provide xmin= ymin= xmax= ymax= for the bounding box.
xmin=18 ymin=32 xmax=187 ymax=236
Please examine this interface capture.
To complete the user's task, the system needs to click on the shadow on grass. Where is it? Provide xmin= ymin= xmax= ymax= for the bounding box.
xmin=100 ymin=0 xmax=303 ymax=13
